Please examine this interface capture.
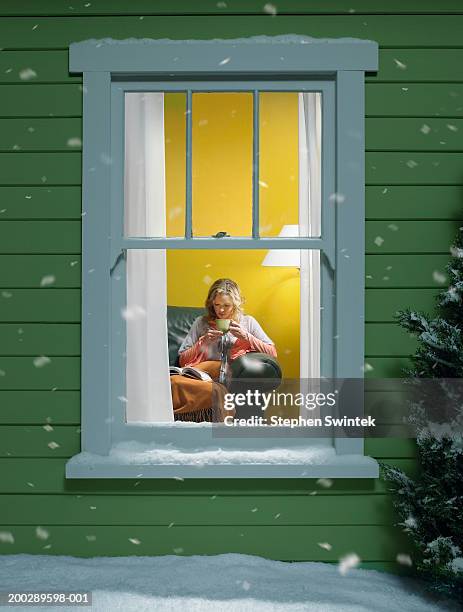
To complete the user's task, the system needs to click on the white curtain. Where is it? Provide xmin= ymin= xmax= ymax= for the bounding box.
xmin=298 ymin=93 xmax=321 ymax=388
xmin=124 ymin=92 xmax=174 ymax=422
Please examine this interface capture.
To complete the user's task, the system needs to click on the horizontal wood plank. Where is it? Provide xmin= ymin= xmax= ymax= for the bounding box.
xmin=0 ymin=84 xmax=82 ymax=117
xmin=0 ymin=356 xmax=80 ymax=389
xmin=0 ymin=118 xmax=81 ymax=151
xmin=0 ymin=524 xmax=410 ymax=560
xmin=0 ymin=255 xmax=81 ymax=286
xmin=365 ymin=186 xmax=463 ymax=219
xmin=366 ymin=83 xmax=463 ymax=117
xmin=0 ymin=15 xmax=462 ymax=48
xmin=366 ymin=153 xmax=463 ymax=185
xmin=0 ymin=187 xmax=81 ymax=219
xmin=365 ymin=357 xmax=411 ymax=378
xmin=0 ymin=493 xmax=397 ymax=526
xmin=0 ymin=323 xmax=80 ymax=354
xmin=366 ymin=288 xmax=439 ymax=322
xmin=0 ymin=221 xmax=81 ymax=253
xmin=365 ymin=254 xmax=450 ymax=287
xmin=365 ymin=324 xmax=416 ymax=356
xmin=0 ymin=0 xmax=462 ymax=16
xmin=0 ymin=390 xmax=80 ymax=424
xmin=0 ymin=291 xmax=80 ymax=322
xmin=366 ymin=118 xmax=463 ymax=151
xmin=365 ymin=220 xmax=462 ymax=253
xmin=0 ymin=153 xmax=80 ymax=185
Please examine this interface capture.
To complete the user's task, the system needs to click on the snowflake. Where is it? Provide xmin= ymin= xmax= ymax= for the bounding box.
xmin=33 ymin=356 xmax=51 ymax=368
xmin=338 ymin=553 xmax=361 ymax=575
xmin=40 ymin=275 xmax=56 ymax=287
xmin=393 ymin=58 xmax=407 ymax=70
xmin=35 ymin=526 xmax=50 ymax=540
xmin=263 ymin=3 xmax=277 ymax=15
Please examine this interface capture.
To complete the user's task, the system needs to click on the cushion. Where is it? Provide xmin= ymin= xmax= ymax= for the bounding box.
xmin=167 ymin=305 xmax=205 ymax=366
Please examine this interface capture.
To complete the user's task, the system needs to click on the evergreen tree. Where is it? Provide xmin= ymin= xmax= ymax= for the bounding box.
xmin=381 ymin=227 xmax=463 ymax=603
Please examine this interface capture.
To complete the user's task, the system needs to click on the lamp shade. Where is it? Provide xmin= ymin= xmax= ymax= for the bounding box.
xmin=261 ymin=224 xmax=300 ymax=267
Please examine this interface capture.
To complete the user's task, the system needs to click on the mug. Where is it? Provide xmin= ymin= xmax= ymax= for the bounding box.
xmin=216 ymin=318 xmax=231 ymax=333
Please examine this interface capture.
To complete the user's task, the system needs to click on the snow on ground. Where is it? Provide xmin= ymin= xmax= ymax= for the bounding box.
xmin=0 ymin=553 xmax=456 ymax=612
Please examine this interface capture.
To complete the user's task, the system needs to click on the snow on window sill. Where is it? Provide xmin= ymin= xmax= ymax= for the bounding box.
xmin=65 ymin=442 xmax=379 ymax=479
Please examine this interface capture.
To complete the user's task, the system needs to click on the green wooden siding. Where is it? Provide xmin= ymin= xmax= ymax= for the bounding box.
xmin=0 ymin=0 xmax=461 ymax=572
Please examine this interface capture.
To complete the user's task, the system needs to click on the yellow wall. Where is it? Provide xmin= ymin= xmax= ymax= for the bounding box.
xmin=165 ymin=93 xmax=300 ymax=377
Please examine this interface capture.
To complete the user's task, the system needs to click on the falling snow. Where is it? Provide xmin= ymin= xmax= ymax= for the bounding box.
xmin=329 ymin=192 xmax=346 ymax=204
xmin=338 ymin=553 xmax=361 ymax=575
xmin=18 ymin=68 xmax=37 ymax=81
xmin=432 ymin=271 xmax=446 ymax=284
xmin=0 ymin=532 xmax=14 ymax=544
xmin=263 ymin=3 xmax=277 ymax=15
xmin=397 ymin=553 xmax=413 ymax=566
xmin=67 ymin=137 xmax=82 ymax=147
xmin=33 ymin=356 xmax=51 ymax=368
xmin=35 ymin=527 xmax=50 ymax=541
xmin=40 ymin=275 xmax=56 ymax=287
xmin=121 ymin=306 xmax=147 ymax=320
xmin=393 ymin=58 xmax=407 ymax=70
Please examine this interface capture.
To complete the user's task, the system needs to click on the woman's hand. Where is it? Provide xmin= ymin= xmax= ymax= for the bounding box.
xmin=201 ymin=327 xmax=223 ymax=345
xmin=228 ymin=321 xmax=249 ymax=341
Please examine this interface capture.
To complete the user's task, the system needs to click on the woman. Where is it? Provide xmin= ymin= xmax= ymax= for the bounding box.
xmin=171 ymin=278 xmax=277 ymax=422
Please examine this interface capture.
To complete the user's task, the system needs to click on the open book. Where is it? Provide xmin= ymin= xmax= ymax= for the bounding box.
xmin=169 ymin=366 xmax=212 ymax=382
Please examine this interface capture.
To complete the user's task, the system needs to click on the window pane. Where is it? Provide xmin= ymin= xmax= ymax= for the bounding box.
xmin=117 ymin=248 xmax=322 ymax=425
xmin=259 ymin=92 xmax=321 ymax=238
xmin=124 ymin=92 xmax=186 ymax=238
xmin=192 ymin=93 xmax=253 ymax=237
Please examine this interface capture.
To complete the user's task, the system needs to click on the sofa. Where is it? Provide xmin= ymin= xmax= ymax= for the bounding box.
xmin=167 ymin=305 xmax=282 ymax=392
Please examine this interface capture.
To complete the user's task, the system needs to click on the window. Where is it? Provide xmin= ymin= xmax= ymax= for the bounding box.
xmin=66 ymin=36 xmax=379 ymax=478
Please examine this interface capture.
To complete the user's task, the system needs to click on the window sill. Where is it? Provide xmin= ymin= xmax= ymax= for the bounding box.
xmin=65 ymin=444 xmax=379 ymax=479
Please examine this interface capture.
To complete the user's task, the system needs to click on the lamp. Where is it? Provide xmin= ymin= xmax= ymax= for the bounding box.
xmin=261 ymin=224 xmax=300 ymax=267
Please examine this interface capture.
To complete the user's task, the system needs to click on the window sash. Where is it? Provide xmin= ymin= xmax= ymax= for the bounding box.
xmin=109 ymin=79 xmax=336 ymax=434
xmin=110 ymin=81 xmax=335 ymax=266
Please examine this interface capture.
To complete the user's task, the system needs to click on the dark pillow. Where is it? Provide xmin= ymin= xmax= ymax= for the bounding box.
xmin=167 ymin=305 xmax=205 ymax=366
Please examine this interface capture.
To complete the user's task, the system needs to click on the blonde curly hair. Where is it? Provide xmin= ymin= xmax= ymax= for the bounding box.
xmin=204 ymin=278 xmax=244 ymax=323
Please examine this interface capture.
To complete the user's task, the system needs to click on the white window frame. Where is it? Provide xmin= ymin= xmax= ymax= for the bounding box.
xmin=66 ymin=36 xmax=379 ymax=479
